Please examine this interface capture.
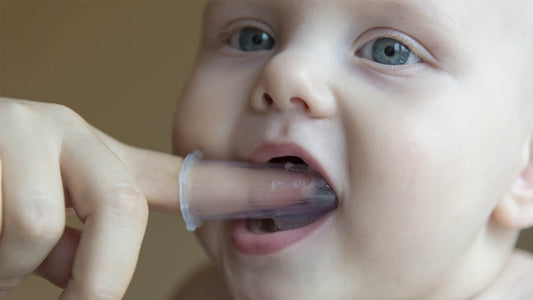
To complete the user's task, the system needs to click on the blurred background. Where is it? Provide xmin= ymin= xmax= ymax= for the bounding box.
xmin=1 ymin=1 xmax=533 ymax=299
xmin=1 ymin=1 xmax=209 ymax=299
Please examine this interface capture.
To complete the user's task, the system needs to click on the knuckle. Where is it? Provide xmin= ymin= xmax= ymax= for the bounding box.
xmin=69 ymin=283 xmax=123 ymax=300
xmin=0 ymin=100 xmax=34 ymax=121
xmin=105 ymin=184 xmax=148 ymax=221
xmin=47 ymin=103 xmax=74 ymax=117
xmin=0 ymin=101 xmax=86 ymax=142
xmin=11 ymin=198 xmax=64 ymax=243
xmin=46 ymin=103 xmax=84 ymax=125
xmin=80 ymin=288 xmax=123 ymax=300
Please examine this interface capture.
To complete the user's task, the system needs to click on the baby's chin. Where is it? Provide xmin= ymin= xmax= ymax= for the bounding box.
xmin=222 ymin=263 xmax=357 ymax=300
xmin=219 ymin=257 xmax=338 ymax=300
xmin=195 ymin=217 xmax=346 ymax=298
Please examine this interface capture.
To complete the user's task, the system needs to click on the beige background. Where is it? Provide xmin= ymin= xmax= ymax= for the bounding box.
xmin=1 ymin=1 xmax=209 ymax=299
xmin=1 ymin=1 xmax=533 ymax=299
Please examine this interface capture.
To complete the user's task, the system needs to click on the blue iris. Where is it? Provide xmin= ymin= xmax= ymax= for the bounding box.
xmin=371 ymin=38 xmax=411 ymax=65
xmin=237 ymin=27 xmax=275 ymax=51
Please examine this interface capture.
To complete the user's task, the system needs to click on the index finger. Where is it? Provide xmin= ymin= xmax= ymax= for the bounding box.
xmin=179 ymin=152 xmax=337 ymax=231
xmin=92 ymin=128 xmax=182 ymax=213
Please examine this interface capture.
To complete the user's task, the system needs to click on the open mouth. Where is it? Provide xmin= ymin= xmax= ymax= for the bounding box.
xmin=244 ymin=155 xmax=337 ymax=234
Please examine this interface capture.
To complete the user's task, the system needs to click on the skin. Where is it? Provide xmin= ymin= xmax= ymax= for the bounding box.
xmin=173 ymin=0 xmax=533 ymax=299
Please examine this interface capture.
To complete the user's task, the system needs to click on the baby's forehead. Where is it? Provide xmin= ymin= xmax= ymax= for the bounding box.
xmin=205 ymin=0 xmax=530 ymax=23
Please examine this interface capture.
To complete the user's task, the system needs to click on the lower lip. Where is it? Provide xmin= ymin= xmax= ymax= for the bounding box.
xmin=230 ymin=213 xmax=332 ymax=255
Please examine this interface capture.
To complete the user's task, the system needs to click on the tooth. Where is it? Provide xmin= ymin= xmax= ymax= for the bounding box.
xmin=284 ymin=162 xmax=295 ymax=170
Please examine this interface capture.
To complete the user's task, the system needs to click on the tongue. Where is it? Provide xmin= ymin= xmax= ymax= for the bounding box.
xmin=273 ymin=212 xmax=326 ymax=230
xmin=245 ymin=210 xmax=330 ymax=234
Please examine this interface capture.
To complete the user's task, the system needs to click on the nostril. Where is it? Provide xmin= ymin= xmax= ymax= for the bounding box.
xmin=290 ymin=97 xmax=309 ymax=110
xmin=263 ymin=93 xmax=274 ymax=106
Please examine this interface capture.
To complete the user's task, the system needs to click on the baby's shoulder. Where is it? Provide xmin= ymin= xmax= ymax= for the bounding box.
xmin=172 ymin=263 xmax=232 ymax=300
xmin=478 ymin=249 xmax=533 ymax=299
xmin=508 ymin=249 xmax=533 ymax=284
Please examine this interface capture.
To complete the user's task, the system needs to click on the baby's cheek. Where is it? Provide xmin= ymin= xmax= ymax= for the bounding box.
xmin=339 ymin=105 xmax=505 ymax=277
xmin=174 ymin=78 xmax=235 ymax=157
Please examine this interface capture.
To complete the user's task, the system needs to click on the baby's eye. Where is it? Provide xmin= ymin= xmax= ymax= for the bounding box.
xmin=230 ymin=27 xmax=275 ymax=52
xmin=358 ymin=37 xmax=420 ymax=65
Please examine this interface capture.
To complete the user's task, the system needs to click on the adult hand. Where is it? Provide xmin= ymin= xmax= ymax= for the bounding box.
xmin=0 ymin=97 xmax=182 ymax=300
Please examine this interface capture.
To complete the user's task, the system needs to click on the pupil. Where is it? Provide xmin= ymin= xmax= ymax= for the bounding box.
xmin=252 ymin=34 xmax=263 ymax=45
xmin=384 ymin=45 xmax=396 ymax=57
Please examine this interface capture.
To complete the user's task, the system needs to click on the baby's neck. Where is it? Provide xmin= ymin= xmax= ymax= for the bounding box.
xmin=474 ymin=249 xmax=533 ymax=299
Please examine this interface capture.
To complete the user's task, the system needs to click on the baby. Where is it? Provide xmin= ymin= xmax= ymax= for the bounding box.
xmin=173 ymin=0 xmax=533 ymax=299
xmin=1 ymin=0 xmax=533 ymax=299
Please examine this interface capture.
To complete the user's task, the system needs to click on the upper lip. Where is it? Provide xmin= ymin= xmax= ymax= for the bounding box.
xmin=248 ymin=142 xmax=338 ymax=198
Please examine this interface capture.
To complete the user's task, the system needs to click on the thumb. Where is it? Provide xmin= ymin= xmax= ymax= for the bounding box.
xmin=92 ymin=128 xmax=183 ymax=213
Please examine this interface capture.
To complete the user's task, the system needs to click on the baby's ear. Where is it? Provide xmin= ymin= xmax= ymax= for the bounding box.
xmin=493 ymin=140 xmax=533 ymax=229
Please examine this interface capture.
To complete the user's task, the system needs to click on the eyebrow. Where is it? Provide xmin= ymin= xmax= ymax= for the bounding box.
xmin=356 ymin=0 xmax=454 ymax=29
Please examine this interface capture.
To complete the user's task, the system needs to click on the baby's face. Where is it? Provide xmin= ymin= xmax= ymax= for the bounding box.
xmin=173 ymin=0 xmax=533 ymax=298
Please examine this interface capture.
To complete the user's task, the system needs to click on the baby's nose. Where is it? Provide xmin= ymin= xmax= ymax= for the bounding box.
xmin=250 ymin=51 xmax=337 ymax=118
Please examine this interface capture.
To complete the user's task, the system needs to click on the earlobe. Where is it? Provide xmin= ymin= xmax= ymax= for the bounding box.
xmin=493 ymin=141 xmax=533 ymax=229
xmin=492 ymin=194 xmax=533 ymax=229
